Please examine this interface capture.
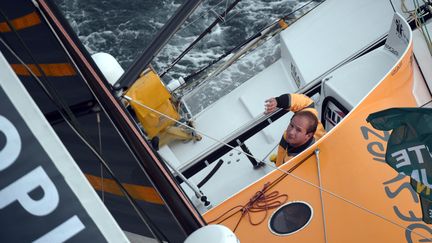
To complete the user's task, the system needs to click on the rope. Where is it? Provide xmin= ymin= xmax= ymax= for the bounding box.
xmin=407 ymin=0 xmax=432 ymax=56
xmin=415 ymin=0 xmax=432 ymax=46
xmin=389 ymin=0 xmax=396 ymax=12
xmin=206 ymin=151 xmax=313 ymax=231
xmin=206 ymin=182 xmax=288 ymax=232
xmin=315 ymin=149 xmax=328 ymax=243
xmin=124 ymin=95 xmax=432 ymax=241
xmin=421 ymin=99 xmax=432 ymax=107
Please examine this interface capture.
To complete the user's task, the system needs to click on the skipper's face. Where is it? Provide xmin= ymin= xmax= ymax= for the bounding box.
xmin=286 ymin=115 xmax=313 ymax=147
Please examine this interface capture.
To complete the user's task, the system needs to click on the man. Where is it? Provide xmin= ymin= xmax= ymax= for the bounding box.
xmin=265 ymin=93 xmax=325 ymax=166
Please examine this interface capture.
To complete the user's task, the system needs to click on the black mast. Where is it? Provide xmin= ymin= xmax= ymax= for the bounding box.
xmin=115 ymin=0 xmax=203 ymax=90
xmin=35 ymin=0 xmax=205 ymax=235
xmin=159 ymin=0 xmax=242 ymax=78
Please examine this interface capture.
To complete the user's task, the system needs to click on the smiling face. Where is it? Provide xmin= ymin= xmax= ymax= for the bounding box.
xmin=286 ymin=115 xmax=314 ymax=148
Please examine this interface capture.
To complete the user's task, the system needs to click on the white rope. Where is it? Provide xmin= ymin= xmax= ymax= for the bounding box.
xmin=124 ymin=95 xmax=432 ymax=241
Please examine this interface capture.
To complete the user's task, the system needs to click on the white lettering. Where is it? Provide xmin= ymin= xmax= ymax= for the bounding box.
xmin=33 ymin=215 xmax=85 ymax=243
xmin=410 ymin=169 xmax=432 ymax=188
xmin=420 ymin=169 xmax=432 ymax=188
xmin=426 ymin=145 xmax=432 ymax=159
xmin=411 ymin=170 xmax=420 ymax=183
xmin=0 ymin=116 xmax=21 ymax=171
xmin=408 ymin=145 xmax=427 ymax=164
xmin=392 ymin=149 xmax=411 ymax=168
xmin=0 ymin=166 xmax=59 ymax=216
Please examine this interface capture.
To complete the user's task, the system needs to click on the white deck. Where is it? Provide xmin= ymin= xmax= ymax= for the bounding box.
xmin=160 ymin=0 xmax=405 ymax=173
xmin=161 ymin=58 xmax=297 ymax=170
xmin=160 ymin=57 xmax=298 ymax=210
xmin=321 ymin=47 xmax=397 ymax=110
xmin=280 ymin=0 xmax=395 ymax=86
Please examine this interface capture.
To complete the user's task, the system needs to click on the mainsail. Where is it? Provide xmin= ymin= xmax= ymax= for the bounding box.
xmin=0 ymin=50 xmax=127 ymax=242
xmin=0 ymin=0 xmax=205 ymax=242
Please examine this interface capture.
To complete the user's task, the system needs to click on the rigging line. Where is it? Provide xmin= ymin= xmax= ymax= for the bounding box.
xmin=123 ymin=95 xmax=263 ymax=159
xmin=412 ymin=54 xmax=432 ymax=98
xmin=97 ymin=112 xmax=105 ymax=202
xmin=211 ymin=9 xmax=225 ymax=22
xmin=160 ymin=0 xmax=242 ymax=77
xmin=222 ymin=0 xmax=316 ymax=26
xmin=224 ymin=0 xmax=229 ymax=19
xmin=36 ymin=0 xmax=207 ymax=231
xmin=181 ymin=0 xmax=320 ymax=86
xmin=0 ymin=8 xmax=89 ymax=144
xmin=162 ymin=0 xmax=313 ymax=80
xmin=0 ymin=38 xmax=167 ymax=243
xmin=180 ymin=0 xmax=232 ymax=31
xmin=266 ymin=157 xmax=432 ymax=241
xmin=58 ymin=114 xmax=167 ymax=243
xmin=160 ymin=0 xmax=231 ymax=46
xmin=222 ymin=0 xmax=319 ymax=37
xmin=181 ymin=18 xmax=285 ymax=84
xmin=221 ymin=0 xmax=315 ymax=29
xmin=389 ymin=0 xmax=396 ymax=12
xmin=31 ymin=12 xmax=168 ymax=243
xmin=182 ymin=0 xmax=309 ymax=33
xmin=315 ymin=149 xmax=328 ymax=243
xmin=413 ymin=0 xmax=432 ymax=55
xmin=0 ymin=7 xmax=166 ymax=240
xmin=280 ymin=0 xmax=315 ymax=18
xmin=418 ymin=0 xmax=432 ymax=48
xmin=420 ymin=99 xmax=432 ymax=107
xmin=401 ymin=0 xmax=415 ymax=14
xmin=125 ymin=96 xmax=432 ymax=241
xmin=261 ymin=142 xmax=279 ymax=162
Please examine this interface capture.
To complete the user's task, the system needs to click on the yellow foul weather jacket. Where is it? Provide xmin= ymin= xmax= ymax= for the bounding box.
xmin=275 ymin=93 xmax=326 ymax=166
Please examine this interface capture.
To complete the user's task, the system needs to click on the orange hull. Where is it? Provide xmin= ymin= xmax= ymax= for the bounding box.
xmin=204 ymin=35 xmax=431 ymax=242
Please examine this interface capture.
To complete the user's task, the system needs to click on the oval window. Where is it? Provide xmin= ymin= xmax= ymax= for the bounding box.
xmin=268 ymin=201 xmax=313 ymax=236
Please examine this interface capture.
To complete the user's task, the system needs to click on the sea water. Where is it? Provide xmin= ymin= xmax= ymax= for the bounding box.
xmin=55 ymin=0 xmax=315 ymax=114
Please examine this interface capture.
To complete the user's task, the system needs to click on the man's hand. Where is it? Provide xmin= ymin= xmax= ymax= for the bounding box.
xmin=264 ymin=97 xmax=277 ymax=114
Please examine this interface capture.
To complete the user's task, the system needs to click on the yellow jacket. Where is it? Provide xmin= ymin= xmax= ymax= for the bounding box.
xmin=275 ymin=93 xmax=326 ymax=166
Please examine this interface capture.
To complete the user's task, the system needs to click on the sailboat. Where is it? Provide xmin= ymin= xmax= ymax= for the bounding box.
xmin=1 ymin=0 xmax=432 ymax=242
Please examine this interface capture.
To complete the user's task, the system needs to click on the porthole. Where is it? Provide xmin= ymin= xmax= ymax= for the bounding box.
xmin=268 ymin=201 xmax=313 ymax=236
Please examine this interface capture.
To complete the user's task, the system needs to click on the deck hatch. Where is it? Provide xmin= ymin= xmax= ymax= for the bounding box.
xmin=268 ymin=201 xmax=313 ymax=236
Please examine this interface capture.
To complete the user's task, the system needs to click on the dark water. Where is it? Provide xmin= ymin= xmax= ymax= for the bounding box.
xmin=55 ymin=0 xmax=316 ymax=113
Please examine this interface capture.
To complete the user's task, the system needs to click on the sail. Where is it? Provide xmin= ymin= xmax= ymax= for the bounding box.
xmin=0 ymin=1 xmax=197 ymax=242
xmin=367 ymin=108 xmax=432 ymax=224
xmin=0 ymin=51 xmax=128 ymax=242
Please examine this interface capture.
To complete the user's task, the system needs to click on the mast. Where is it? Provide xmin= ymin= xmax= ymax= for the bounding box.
xmin=34 ymin=0 xmax=206 ymax=235
xmin=115 ymin=0 xmax=203 ymax=90
xmin=159 ymin=0 xmax=242 ymax=78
